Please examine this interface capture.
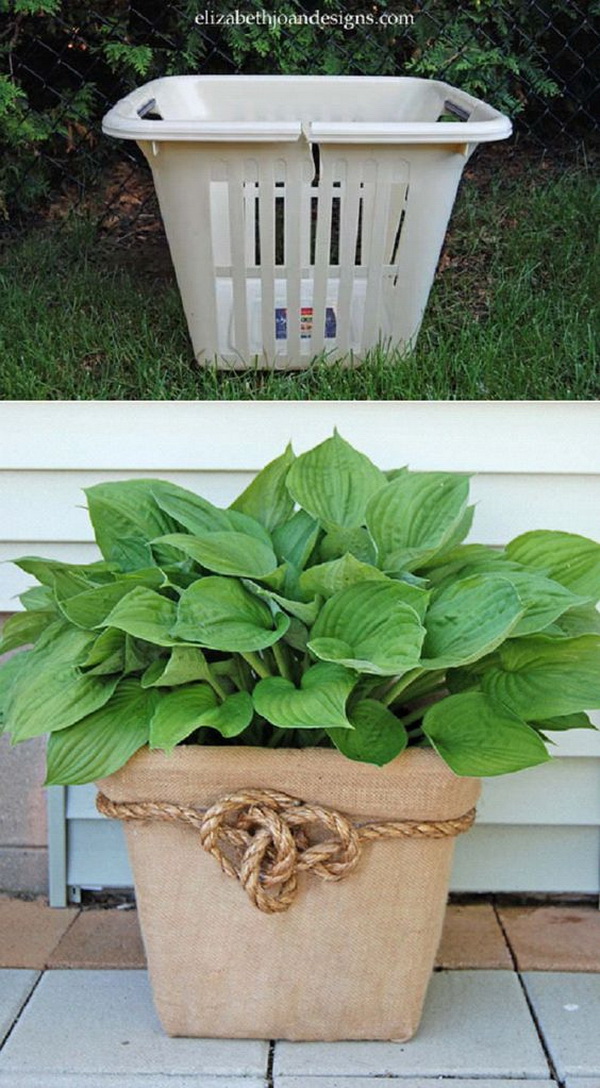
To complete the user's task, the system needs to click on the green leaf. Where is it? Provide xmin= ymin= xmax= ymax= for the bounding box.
xmin=100 ymin=587 xmax=179 ymax=647
xmin=387 ymin=578 xmax=431 ymax=621
xmin=366 ymin=472 xmax=470 ymax=571
xmin=272 ymin=509 xmax=320 ymax=569
xmin=196 ymin=691 xmax=254 ymax=738
xmin=421 ymin=543 xmax=499 ymax=576
xmin=0 ymin=610 xmax=55 ymax=654
xmin=225 ymin=509 xmax=274 ymax=547
xmin=254 ymin=662 xmax=356 ymax=730
xmin=423 ymin=691 xmax=551 ymax=776
xmin=303 ymin=557 xmax=429 ymax=618
xmin=299 ymin=553 xmax=389 ymax=600
xmin=7 ymin=665 xmax=119 ymax=742
xmin=14 ymin=556 xmax=115 ymax=588
xmin=481 ymin=635 xmax=600 ymax=718
xmin=141 ymin=645 xmax=214 ymax=688
xmin=506 ymin=531 xmax=600 ymax=599
xmin=148 ymin=683 xmax=216 ymax=750
xmin=286 ymin=432 xmax=386 ymax=530
xmin=103 ymin=41 xmax=154 ymax=77
xmin=308 ymin=581 xmax=425 ymax=676
xmin=430 ymin=504 xmax=475 ymax=559
xmin=124 ymin=635 xmax=161 ymax=675
xmin=157 ymin=531 xmax=278 ymax=579
xmin=58 ymin=575 xmax=165 ymax=630
xmin=45 ymin=679 xmax=157 ymax=785
xmin=507 ymin=572 xmax=589 ymax=637
xmin=8 ymin=621 xmax=94 ymax=672
xmin=282 ymin=617 xmax=310 ymax=653
xmin=174 ymin=576 xmax=290 ymax=651
xmin=14 ymin=1 xmax=62 ymax=14
xmin=317 ymin=526 xmax=377 ymax=565
xmin=19 ymin=585 xmax=56 ymax=612
xmin=150 ymin=687 xmax=254 ymax=751
xmin=230 ymin=444 xmax=296 ymax=530
xmin=50 ymin=570 xmax=104 ymax=601
xmin=531 ymin=711 xmax=597 ymax=732
xmin=0 ymin=652 xmax=30 ymax=724
xmin=422 ymin=575 xmax=524 ymax=668
xmin=85 ymin=480 xmax=180 ymax=563
xmin=110 ymin=537 xmax=156 ymax=571
xmin=242 ymin=581 xmax=320 ymax=625
xmin=81 ymin=628 xmax=126 ymax=675
xmin=548 ymin=605 xmax=600 ymax=639
xmin=149 ymin=481 xmax=230 ymax=533
xmin=432 ymin=558 xmax=590 ymax=639
xmin=257 ymin=563 xmax=289 ymax=593
xmin=327 ymin=699 xmax=408 ymax=766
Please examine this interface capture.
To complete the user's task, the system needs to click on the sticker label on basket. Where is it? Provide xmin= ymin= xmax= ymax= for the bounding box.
xmin=275 ymin=307 xmax=337 ymax=340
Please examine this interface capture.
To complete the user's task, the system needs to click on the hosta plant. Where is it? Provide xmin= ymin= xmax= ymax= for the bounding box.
xmin=1 ymin=433 xmax=599 ymax=785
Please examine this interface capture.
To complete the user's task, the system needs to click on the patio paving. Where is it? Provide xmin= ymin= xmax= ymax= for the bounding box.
xmin=0 ymin=899 xmax=598 ymax=1085
xmin=498 ymin=905 xmax=600 ymax=972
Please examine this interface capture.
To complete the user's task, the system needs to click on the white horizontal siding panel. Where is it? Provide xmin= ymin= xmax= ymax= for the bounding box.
xmin=469 ymin=475 xmax=600 ymax=541
xmin=550 ymin=720 xmax=600 ymax=757
xmin=0 ymin=401 xmax=598 ymax=473
xmin=477 ymin=760 xmax=600 ymax=825
xmin=67 ymin=819 xmax=133 ymax=889
xmin=451 ymin=826 xmax=600 ymax=894
xmin=2 ymin=471 xmax=598 ymax=543
xmin=67 ymin=784 xmax=107 ymax=820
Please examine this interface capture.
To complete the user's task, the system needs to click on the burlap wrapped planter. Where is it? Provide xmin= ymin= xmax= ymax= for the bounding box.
xmin=97 ymin=745 xmax=480 ymax=1042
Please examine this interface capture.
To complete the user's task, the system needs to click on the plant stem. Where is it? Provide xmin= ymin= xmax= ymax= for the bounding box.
xmin=240 ymin=651 xmax=273 ymax=680
xmin=382 ymin=668 xmax=423 ymax=707
xmin=272 ymin=641 xmax=294 ymax=683
xmin=403 ymin=708 xmax=427 ymax=729
xmin=232 ymin=657 xmax=253 ymax=692
xmin=205 ymin=671 xmax=228 ymax=701
xmin=400 ymin=670 xmax=446 ymax=702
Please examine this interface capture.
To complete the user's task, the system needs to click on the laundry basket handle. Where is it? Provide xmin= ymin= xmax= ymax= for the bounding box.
xmin=443 ymin=98 xmax=472 ymax=122
xmin=137 ymin=98 xmax=159 ymax=119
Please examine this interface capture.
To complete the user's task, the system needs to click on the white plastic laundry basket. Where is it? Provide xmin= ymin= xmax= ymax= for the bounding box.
xmin=103 ymin=76 xmax=511 ymax=369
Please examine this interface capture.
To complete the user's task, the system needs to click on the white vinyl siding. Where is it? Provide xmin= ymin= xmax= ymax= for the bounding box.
xmin=0 ymin=401 xmax=598 ymax=901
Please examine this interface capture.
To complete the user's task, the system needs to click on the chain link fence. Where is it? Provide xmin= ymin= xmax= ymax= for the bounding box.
xmin=2 ymin=0 xmax=598 ymax=226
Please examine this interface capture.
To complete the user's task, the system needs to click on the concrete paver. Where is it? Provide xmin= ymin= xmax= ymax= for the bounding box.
xmin=0 ymin=970 xmax=39 ymax=1045
xmin=47 ymin=908 xmax=145 ymax=969
xmin=0 ymin=1077 xmax=267 ymax=1087
xmin=1 ymin=953 xmax=598 ymax=1084
xmin=499 ymin=906 xmax=600 ymax=972
xmin=523 ymin=972 xmax=600 ymax=1079
xmin=436 ymin=903 xmax=512 ymax=968
xmin=564 ymin=1081 xmax=600 ymax=1088
xmin=0 ymin=970 xmax=268 ymax=1078
xmin=274 ymin=971 xmax=549 ymax=1079
xmin=0 ymin=897 xmax=78 ymax=968
xmin=274 ymin=1080 xmax=556 ymax=1087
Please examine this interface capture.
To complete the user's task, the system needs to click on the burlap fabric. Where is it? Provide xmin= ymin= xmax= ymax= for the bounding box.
xmin=97 ymin=745 xmax=480 ymax=1041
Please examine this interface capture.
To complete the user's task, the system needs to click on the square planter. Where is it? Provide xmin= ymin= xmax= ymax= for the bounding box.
xmin=98 ymin=745 xmax=480 ymax=1041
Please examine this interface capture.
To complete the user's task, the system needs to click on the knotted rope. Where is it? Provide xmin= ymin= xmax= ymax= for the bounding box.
xmin=96 ymin=787 xmax=475 ymax=914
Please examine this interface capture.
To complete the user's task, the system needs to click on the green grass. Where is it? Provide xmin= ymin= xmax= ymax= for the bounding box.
xmin=1 ymin=155 xmax=598 ymax=400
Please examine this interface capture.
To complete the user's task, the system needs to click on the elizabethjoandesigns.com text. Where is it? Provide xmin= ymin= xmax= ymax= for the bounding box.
xmin=194 ymin=9 xmax=415 ymax=31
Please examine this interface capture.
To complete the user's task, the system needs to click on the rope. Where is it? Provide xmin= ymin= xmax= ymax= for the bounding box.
xmin=96 ymin=787 xmax=476 ymax=914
